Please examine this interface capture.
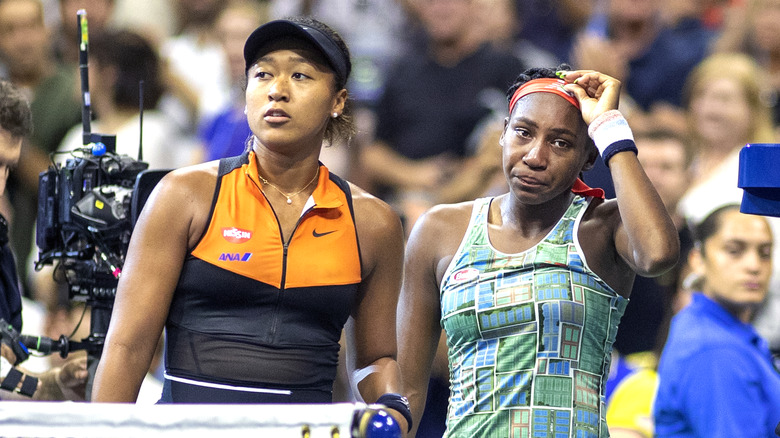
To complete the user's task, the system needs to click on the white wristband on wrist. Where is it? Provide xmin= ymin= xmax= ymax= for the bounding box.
xmin=588 ymin=110 xmax=638 ymax=166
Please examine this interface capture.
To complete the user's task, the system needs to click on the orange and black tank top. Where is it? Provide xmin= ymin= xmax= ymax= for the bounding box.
xmin=165 ymin=151 xmax=362 ymax=395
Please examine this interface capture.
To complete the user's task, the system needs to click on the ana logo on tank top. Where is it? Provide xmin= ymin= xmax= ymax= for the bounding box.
xmin=218 ymin=252 xmax=253 ymax=262
xmin=452 ymin=268 xmax=479 ymax=282
xmin=222 ymin=227 xmax=252 ymax=244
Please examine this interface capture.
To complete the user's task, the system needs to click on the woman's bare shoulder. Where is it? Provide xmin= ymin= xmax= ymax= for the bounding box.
xmin=348 ymin=182 xmax=401 ymax=226
xmin=143 ymin=162 xmax=217 ymax=208
xmin=581 ymin=196 xmax=620 ymax=228
xmin=138 ymin=162 xmax=219 ymax=221
xmin=418 ymin=200 xmax=476 ymax=230
xmin=408 ymin=200 xmax=477 ymax=261
xmin=137 ymin=162 xmax=221 ymax=248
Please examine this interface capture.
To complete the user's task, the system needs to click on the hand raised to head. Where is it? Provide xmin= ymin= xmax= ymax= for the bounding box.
xmin=559 ymin=70 xmax=622 ymax=125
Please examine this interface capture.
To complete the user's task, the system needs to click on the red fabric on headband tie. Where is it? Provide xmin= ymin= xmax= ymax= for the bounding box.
xmin=572 ymin=178 xmax=605 ymax=199
xmin=509 ymin=78 xmax=580 ymax=114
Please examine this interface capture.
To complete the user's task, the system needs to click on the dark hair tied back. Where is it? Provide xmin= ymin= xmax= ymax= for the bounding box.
xmin=506 ymin=63 xmax=572 ymax=104
xmin=693 ymin=204 xmax=742 ymax=250
xmin=286 ymin=17 xmax=355 ymax=145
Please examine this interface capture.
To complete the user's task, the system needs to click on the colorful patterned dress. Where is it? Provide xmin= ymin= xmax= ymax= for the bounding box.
xmin=440 ymin=196 xmax=627 ymax=437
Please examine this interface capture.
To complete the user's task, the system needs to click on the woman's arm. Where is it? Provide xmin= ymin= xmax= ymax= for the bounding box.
xmin=397 ymin=206 xmax=458 ymax=437
xmin=607 ymin=149 xmax=680 ymax=276
xmin=92 ymin=167 xmax=212 ymax=402
xmin=564 ymin=71 xmax=679 ymax=277
xmin=346 ymin=187 xmax=408 ymax=433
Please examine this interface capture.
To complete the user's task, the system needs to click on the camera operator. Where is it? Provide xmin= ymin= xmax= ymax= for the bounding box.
xmin=0 ymin=78 xmax=88 ymax=401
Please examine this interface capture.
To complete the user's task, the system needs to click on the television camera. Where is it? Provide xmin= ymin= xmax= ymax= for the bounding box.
xmin=34 ymin=135 xmax=149 ymax=360
xmin=4 ymin=10 xmax=168 ymax=398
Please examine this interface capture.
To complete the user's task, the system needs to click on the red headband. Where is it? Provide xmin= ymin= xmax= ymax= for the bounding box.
xmin=509 ymin=78 xmax=580 ymax=114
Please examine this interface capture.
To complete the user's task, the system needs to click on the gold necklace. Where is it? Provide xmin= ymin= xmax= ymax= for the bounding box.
xmin=258 ymin=168 xmax=319 ymax=205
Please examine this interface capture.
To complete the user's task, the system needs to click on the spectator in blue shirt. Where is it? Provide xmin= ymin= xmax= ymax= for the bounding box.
xmin=654 ymin=204 xmax=780 ymax=438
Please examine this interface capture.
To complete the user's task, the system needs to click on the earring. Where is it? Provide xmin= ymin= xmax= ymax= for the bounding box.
xmin=332 ymin=113 xmax=339 ymax=118
xmin=244 ymin=106 xmax=248 ymax=115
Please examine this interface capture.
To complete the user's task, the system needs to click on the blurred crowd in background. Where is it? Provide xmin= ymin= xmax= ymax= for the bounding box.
xmin=1 ymin=0 xmax=780 ymax=435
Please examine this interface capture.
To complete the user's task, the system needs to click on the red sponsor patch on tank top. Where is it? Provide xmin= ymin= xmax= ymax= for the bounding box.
xmin=452 ymin=268 xmax=479 ymax=282
xmin=222 ymin=227 xmax=252 ymax=244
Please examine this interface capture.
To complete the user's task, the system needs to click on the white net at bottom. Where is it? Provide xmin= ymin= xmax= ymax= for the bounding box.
xmin=0 ymin=401 xmax=386 ymax=437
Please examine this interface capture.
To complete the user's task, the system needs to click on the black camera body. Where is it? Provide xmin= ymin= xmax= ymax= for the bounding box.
xmin=35 ymin=137 xmax=149 ymax=304
xmin=33 ymin=136 xmax=152 ymax=362
xmin=30 ymin=131 xmax=170 ymax=371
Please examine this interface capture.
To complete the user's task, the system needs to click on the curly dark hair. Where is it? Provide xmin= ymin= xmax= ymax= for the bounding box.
xmin=0 ymin=79 xmax=33 ymax=139
xmin=505 ymin=63 xmax=572 ymax=104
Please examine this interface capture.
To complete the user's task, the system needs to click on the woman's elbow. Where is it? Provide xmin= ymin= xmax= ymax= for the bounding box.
xmin=635 ymin=238 xmax=680 ymax=277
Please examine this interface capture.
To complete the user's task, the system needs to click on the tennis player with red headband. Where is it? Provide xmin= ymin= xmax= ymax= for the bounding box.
xmin=397 ymin=66 xmax=679 ymax=437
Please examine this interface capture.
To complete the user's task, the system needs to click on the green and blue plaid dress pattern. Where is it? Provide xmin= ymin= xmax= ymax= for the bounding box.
xmin=440 ymin=196 xmax=627 ymax=438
